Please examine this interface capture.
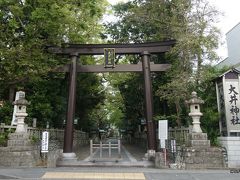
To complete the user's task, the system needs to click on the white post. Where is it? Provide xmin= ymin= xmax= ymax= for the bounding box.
xmin=90 ymin=140 xmax=93 ymax=156
xmin=100 ymin=141 xmax=102 ymax=158
xmin=109 ymin=142 xmax=111 ymax=157
xmin=164 ymin=147 xmax=167 ymax=166
xmin=118 ymin=139 xmax=121 ymax=158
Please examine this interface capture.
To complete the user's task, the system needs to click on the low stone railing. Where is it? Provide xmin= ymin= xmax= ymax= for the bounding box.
xmin=0 ymin=124 xmax=89 ymax=151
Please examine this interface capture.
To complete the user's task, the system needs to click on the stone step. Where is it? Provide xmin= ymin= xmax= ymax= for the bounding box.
xmin=57 ymin=160 xmax=154 ymax=168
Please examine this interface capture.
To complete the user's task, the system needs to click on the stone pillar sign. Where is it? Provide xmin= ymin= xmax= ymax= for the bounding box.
xmin=216 ymin=69 xmax=240 ymax=168
xmin=215 ymin=69 xmax=240 ymax=136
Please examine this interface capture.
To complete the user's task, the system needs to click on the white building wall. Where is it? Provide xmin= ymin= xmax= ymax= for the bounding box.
xmin=218 ymin=137 xmax=240 ymax=168
xmin=217 ymin=22 xmax=240 ymax=69
xmin=226 ymin=23 xmax=240 ymax=66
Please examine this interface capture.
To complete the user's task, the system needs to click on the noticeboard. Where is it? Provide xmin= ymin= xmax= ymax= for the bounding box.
xmin=41 ymin=131 xmax=49 ymax=153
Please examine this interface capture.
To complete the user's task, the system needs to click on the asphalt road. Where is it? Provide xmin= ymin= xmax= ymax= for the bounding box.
xmin=0 ymin=167 xmax=240 ymax=180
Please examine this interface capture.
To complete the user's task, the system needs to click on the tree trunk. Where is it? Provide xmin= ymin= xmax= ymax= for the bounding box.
xmin=9 ymin=86 xmax=15 ymax=102
xmin=175 ymin=100 xmax=181 ymax=127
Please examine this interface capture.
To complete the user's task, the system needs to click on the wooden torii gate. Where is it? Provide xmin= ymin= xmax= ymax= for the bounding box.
xmin=48 ymin=40 xmax=175 ymax=158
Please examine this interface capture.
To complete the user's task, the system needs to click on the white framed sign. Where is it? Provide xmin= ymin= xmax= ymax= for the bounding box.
xmin=158 ymin=120 xmax=168 ymax=140
xmin=41 ymin=131 xmax=49 ymax=153
xmin=158 ymin=120 xmax=168 ymax=149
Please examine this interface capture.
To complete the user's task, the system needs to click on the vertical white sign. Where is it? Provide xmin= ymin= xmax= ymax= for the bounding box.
xmin=171 ymin=139 xmax=176 ymax=153
xmin=41 ymin=131 xmax=49 ymax=153
xmin=158 ymin=120 xmax=168 ymax=148
xmin=224 ymin=79 xmax=240 ymax=133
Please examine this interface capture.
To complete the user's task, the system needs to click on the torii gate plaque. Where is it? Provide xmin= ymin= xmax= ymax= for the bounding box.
xmin=48 ymin=40 xmax=175 ymax=159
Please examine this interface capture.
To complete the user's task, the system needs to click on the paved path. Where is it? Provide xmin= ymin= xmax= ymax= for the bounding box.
xmin=58 ymin=138 xmax=152 ymax=167
xmin=0 ymin=167 xmax=239 ymax=179
xmin=75 ymin=138 xmax=146 ymax=162
xmin=86 ymin=138 xmax=137 ymax=162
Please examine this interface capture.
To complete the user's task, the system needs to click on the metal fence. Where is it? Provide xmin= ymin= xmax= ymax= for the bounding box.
xmin=90 ymin=139 xmax=121 ymax=159
xmin=168 ymin=126 xmax=191 ymax=146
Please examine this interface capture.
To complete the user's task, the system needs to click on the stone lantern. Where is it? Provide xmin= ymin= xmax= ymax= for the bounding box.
xmin=186 ymin=91 xmax=204 ymax=133
xmin=12 ymin=91 xmax=30 ymax=133
xmin=2 ymin=91 xmax=40 ymax=167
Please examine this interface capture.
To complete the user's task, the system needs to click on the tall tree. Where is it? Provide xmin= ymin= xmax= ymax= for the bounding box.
xmin=0 ymin=0 xmax=108 ymax=128
xmin=105 ymin=0 xmax=221 ymax=127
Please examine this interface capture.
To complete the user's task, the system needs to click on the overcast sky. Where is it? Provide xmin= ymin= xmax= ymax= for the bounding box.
xmin=209 ymin=0 xmax=240 ymax=59
xmin=107 ymin=0 xmax=240 ymax=59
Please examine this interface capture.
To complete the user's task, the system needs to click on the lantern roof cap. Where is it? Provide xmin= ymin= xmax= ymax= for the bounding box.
xmin=186 ymin=91 xmax=204 ymax=105
xmin=13 ymin=98 xmax=30 ymax=106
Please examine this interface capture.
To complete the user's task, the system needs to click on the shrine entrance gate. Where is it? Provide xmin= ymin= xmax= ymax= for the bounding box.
xmin=48 ymin=40 xmax=175 ymax=158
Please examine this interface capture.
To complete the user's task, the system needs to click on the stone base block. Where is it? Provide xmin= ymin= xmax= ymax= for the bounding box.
xmin=47 ymin=149 xmax=63 ymax=168
xmin=190 ymin=140 xmax=210 ymax=148
xmin=155 ymin=152 xmax=167 ymax=168
xmin=8 ymin=132 xmax=29 ymax=140
xmin=0 ymin=146 xmax=39 ymax=167
xmin=60 ymin=153 xmax=77 ymax=161
xmin=188 ymin=133 xmax=210 ymax=148
xmin=144 ymin=150 xmax=156 ymax=161
xmin=8 ymin=139 xmax=31 ymax=146
xmin=184 ymin=147 xmax=224 ymax=169
xmin=7 ymin=132 xmax=31 ymax=147
xmin=189 ymin=133 xmax=208 ymax=140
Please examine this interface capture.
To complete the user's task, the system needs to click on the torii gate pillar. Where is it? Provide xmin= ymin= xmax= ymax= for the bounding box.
xmin=142 ymin=51 xmax=157 ymax=151
xmin=62 ymin=53 xmax=78 ymax=160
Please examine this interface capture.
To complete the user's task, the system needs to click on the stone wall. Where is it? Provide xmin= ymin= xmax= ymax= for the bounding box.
xmin=0 ymin=127 xmax=89 ymax=167
xmin=218 ymin=136 xmax=240 ymax=168
xmin=182 ymin=133 xmax=225 ymax=169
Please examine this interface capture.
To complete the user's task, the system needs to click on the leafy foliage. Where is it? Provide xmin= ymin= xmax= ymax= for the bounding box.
xmin=0 ymin=101 xmax=12 ymax=125
xmin=0 ymin=0 xmax=107 ymax=129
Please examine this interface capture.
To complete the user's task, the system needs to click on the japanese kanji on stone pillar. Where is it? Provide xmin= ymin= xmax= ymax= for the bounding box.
xmin=215 ymin=68 xmax=240 ymax=136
